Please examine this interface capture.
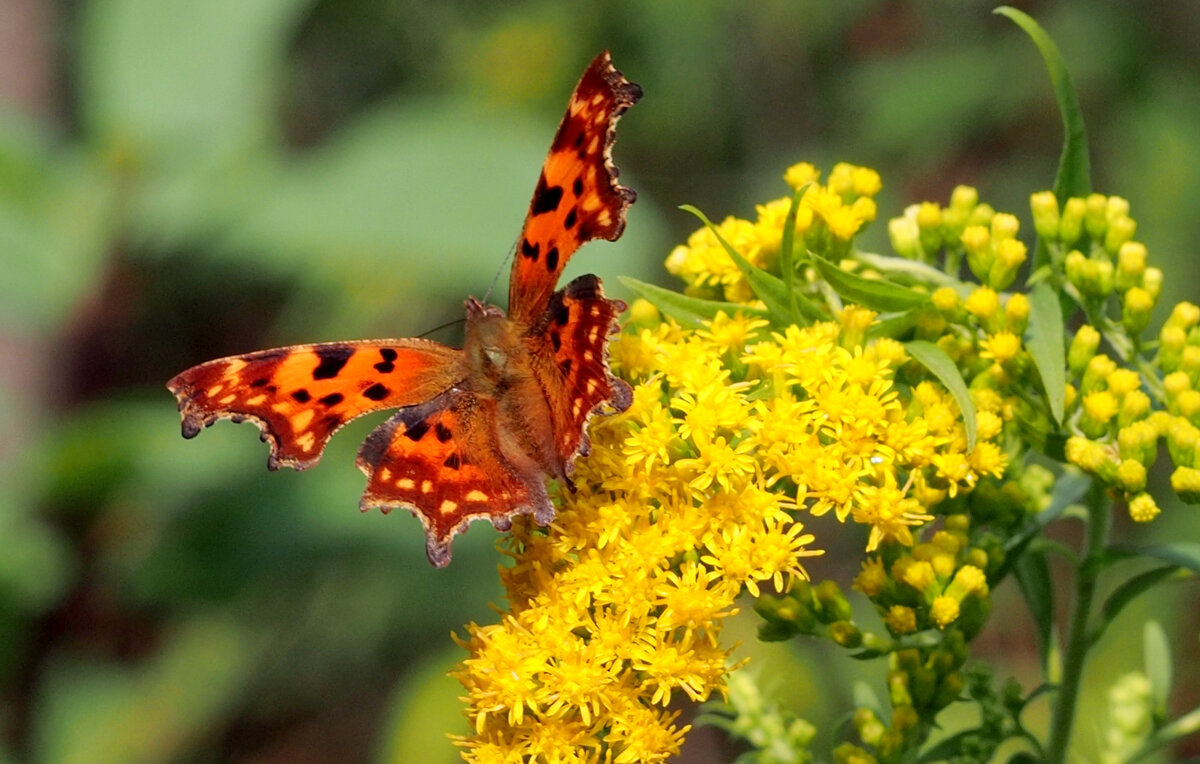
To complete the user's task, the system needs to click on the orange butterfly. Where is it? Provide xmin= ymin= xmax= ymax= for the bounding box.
xmin=168 ymin=52 xmax=640 ymax=567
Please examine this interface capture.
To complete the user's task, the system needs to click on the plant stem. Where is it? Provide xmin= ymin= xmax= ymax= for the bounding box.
xmin=1044 ymin=481 xmax=1110 ymax=763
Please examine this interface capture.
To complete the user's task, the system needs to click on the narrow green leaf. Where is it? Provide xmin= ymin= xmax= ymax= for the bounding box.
xmin=680 ymin=204 xmax=809 ymax=323
xmin=811 ymin=254 xmax=930 ymax=312
xmin=1026 ymin=282 xmax=1067 ymax=425
xmin=1127 ymin=706 xmax=1200 ymax=764
xmin=904 ymin=340 xmax=977 ymax=450
xmin=619 ymin=276 xmax=770 ymax=328
xmin=1014 ymin=550 xmax=1055 ymax=670
xmin=867 ymin=310 xmax=920 ymax=340
xmin=994 ymin=6 xmax=1091 ymax=202
xmin=1097 ymin=566 xmax=1179 ymax=639
xmin=779 ymin=184 xmax=812 ymax=319
xmin=1143 ymin=620 xmax=1172 ymax=716
xmin=1127 ymin=542 xmax=1200 ymax=572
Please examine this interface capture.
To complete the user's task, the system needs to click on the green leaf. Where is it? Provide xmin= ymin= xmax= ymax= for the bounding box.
xmin=1014 ymin=550 xmax=1055 ymax=670
xmin=1144 ymin=620 xmax=1172 ymax=717
xmin=904 ymin=340 xmax=978 ymax=450
xmin=679 ymin=204 xmax=808 ymax=323
xmin=619 ymin=277 xmax=770 ymax=328
xmin=994 ymin=6 xmax=1091 ymax=202
xmin=1129 ymin=542 xmax=1200 ymax=572
xmin=867 ymin=310 xmax=921 ymax=340
xmin=1026 ymin=282 xmax=1067 ymax=425
xmin=1096 ymin=566 xmax=1180 ymax=640
xmin=811 ymin=254 xmax=930 ymax=312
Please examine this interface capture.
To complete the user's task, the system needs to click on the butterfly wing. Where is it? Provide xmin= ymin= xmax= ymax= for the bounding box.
xmin=507 ymin=51 xmax=642 ymax=326
xmin=356 ymin=388 xmax=553 ymax=567
xmin=167 ymin=339 xmax=462 ymax=471
xmin=527 ymin=274 xmax=633 ymax=473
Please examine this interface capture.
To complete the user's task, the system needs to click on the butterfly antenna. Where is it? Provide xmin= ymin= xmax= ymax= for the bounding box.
xmin=417 ymin=316 xmax=467 ymax=340
xmin=481 ymin=240 xmax=516 ymax=305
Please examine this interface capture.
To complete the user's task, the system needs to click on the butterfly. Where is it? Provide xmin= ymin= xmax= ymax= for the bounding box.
xmin=167 ymin=52 xmax=640 ymax=567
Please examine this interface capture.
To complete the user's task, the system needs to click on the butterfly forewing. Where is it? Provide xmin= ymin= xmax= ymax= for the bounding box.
xmin=168 ymin=339 xmax=461 ymax=470
xmin=507 ymin=51 xmax=642 ymax=325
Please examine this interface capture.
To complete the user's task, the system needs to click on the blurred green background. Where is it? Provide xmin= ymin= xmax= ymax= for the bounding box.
xmin=1 ymin=1 xmax=1198 ymax=762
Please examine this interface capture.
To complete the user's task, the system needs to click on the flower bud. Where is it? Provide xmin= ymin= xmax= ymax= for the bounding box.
xmin=931 ymin=286 xmax=960 ymax=314
xmin=1128 ymin=493 xmax=1160 ymax=522
xmin=1122 ymin=286 xmax=1155 ymax=336
xmin=962 ymin=226 xmax=992 ymax=282
xmin=950 ymin=185 xmax=979 ymax=212
xmin=1030 ymin=191 xmax=1060 ymax=239
xmin=1116 ymin=459 xmax=1147 ymax=492
xmin=917 ymin=201 xmax=944 ymax=255
xmin=1171 ymin=466 xmax=1200 ymax=504
xmin=1118 ymin=420 xmax=1158 ymax=466
xmin=1004 ymin=293 xmax=1030 ymax=333
xmin=830 ymin=620 xmax=863 ymax=648
xmin=1119 ymin=389 xmax=1152 ymax=428
xmin=889 ymin=215 xmax=922 ymax=260
xmin=931 ymin=596 xmax=960 ymax=628
xmin=1065 ymin=249 xmax=1087 ymax=290
xmin=814 ymin=580 xmax=853 ymax=622
xmin=967 ymin=202 xmax=995 ymax=229
xmin=988 ymin=238 xmax=1027 ymax=291
xmin=1060 ymin=197 xmax=1086 ymax=246
xmin=1142 ymin=267 xmax=1163 ymax=301
xmin=884 ymin=605 xmax=917 ymax=635
xmin=1166 ymin=302 xmax=1200 ymax=332
xmin=1106 ymin=195 xmax=1131 ymax=221
xmin=1115 ymin=242 xmax=1147 ymax=292
xmin=1167 ymin=417 xmax=1200 ymax=467
xmin=1085 ymin=193 xmax=1109 ymax=240
xmin=1083 ymin=354 xmax=1118 ymax=394
xmin=1068 ymin=325 xmax=1101 ymax=377
xmin=1104 ymin=215 xmax=1137 ymax=254
xmin=1081 ymin=390 xmax=1119 ymax=437
xmin=1159 ymin=325 xmax=1187 ymax=373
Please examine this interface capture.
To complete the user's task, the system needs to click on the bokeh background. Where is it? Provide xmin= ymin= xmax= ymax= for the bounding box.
xmin=2 ymin=1 xmax=1199 ymax=762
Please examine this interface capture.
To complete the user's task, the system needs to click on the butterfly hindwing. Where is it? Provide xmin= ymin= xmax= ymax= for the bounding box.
xmin=356 ymin=389 xmax=553 ymax=567
xmin=529 ymin=274 xmax=633 ymax=471
xmin=507 ymin=51 xmax=641 ymax=325
xmin=167 ymin=339 xmax=461 ymax=471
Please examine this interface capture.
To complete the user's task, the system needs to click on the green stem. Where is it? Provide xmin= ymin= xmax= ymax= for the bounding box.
xmin=1044 ymin=481 xmax=1110 ymax=763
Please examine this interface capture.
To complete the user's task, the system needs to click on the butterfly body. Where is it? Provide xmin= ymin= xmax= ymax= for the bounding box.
xmin=169 ymin=53 xmax=640 ymax=566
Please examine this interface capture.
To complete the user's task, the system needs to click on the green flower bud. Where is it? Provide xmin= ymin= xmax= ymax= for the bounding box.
xmin=1143 ymin=267 xmax=1163 ymax=301
xmin=1115 ymin=242 xmax=1148 ymax=292
xmin=1167 ymin=417 xmax=1200 ymax=467
xmin=1030 ymin=191 xmax=1060 ymax=239
xmin=854 ymin=708 xmax=886 ymax=746
xmin=1105 ymin=215 xmax=1137 ymax=255
xmin=1171 ymin=466 xmax=1200 ymax=504
xmin=1118 ymin=420 xmax=1158 ymax=466
xmin=889 ymin=215 xmax=922 ymax=260
xmin=1166 ymin=302 xmax=1200 ymax=332
xmin=1065 ymin=249 xmax=1087 ymax=290
xmin=967 ymin=202 xmax=995 ymax=229
xmin=1083 ymin=354 xmax=1118 ymax=394
xmin=1106 ymin=195 xmax=1131 ymax=221
xmin=991 ymin=212 xmax=1020 ymax=241
xmin=1159 ymin=325 xmax=1187 ymax=373
xmin=988 ymin=238 xmax=1027 ymax=291
xmin=1068 ymin=325 xmax=1102 ymax=377
xmin=1119 ymin=389 xmax=1152 ymax=428
xmin=962 ymin=225 xmax=993 ymax=282
xmin=1122 ymin=286 xmax=1155 ymax=336
xmin=1117 ymin=459 xmax=1148 ymax=492
xmin=1085 ymin=193 xmax=1109 ymax=240
xmin=950 ymin=184 xmax=979 ymax=212
xmin=1060 ymin=197 xmax=1086 ymax=246
xmin=916 ymin=201 xmax=944 ymax=254
xmin=830 ymin=620 xmax=863 ymax=648
xmin=814 ymin=580 xmax=853 ymax=622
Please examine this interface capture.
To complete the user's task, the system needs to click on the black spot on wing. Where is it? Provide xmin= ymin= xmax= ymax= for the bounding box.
xmin=374 ymin=347 xmax=398 ymax=374
xmin=319 ymin=392 xmax=344 ymax=407
xmin=546 ymin=246 xmax=560 ymax=272
xmin=250 ymin=377 xmax=270 ymax=388
xmin=404 ymin=420 xmax=430 ymax=441
xmin=564 ymin=207 xmax=577 ymax=230
xmin=362 ymin=383 xmax=390 ymax=401
xmin=313 ymin=346 xmax=354 ymax=380
xmin=435 ymin=423 xmax=453 ymax=443
xmin=291 ymin=389 xmax=311 ymax=403
xmin=531 ymin=172 xmax=564 ymax=216
xmin=550 ymin=332 xmax=561 ymax=351
xmin=443 ymin=453 xmax=461 ymax=470
xmin=573 ymin=177 xmax=583 ymax=197
xmin=521 ymin=238 xmax=540 ymax=262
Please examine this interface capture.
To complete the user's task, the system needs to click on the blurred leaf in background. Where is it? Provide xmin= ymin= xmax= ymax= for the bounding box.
xmin=0 ymin=0 xmax=1197 ymax=762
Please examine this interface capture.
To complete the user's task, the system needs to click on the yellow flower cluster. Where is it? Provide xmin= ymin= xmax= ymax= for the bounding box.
xmin=454 ymin=296 xmax=1006 ymax=761
xmin=665 ymin=162 xmax=881 ymax=302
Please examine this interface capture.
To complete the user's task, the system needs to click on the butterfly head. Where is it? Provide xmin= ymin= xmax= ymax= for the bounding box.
xmin=464 ymin=297 xmax=522 ymax=378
